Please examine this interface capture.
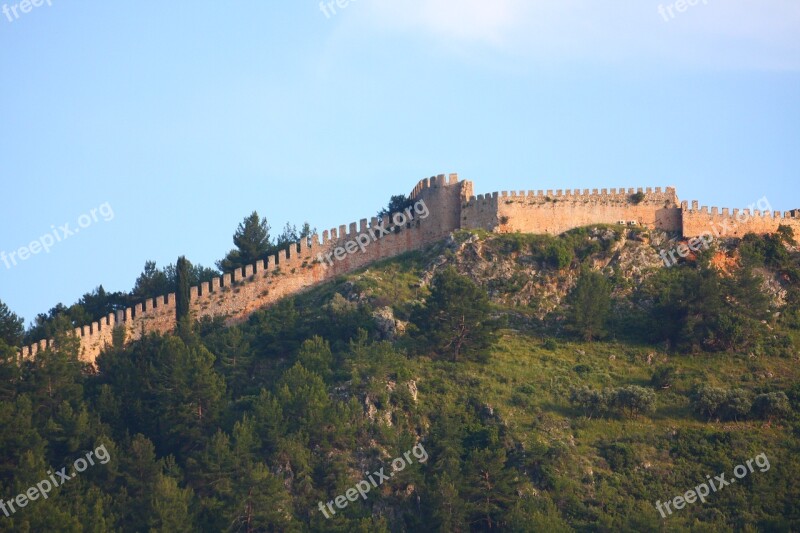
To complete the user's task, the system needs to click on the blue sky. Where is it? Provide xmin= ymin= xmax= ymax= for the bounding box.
xmin=1 ymin=1 xmax=799 ymax=326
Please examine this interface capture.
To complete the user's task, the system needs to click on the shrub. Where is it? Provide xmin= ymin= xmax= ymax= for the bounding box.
xmin=691 ymin=385 xmax=754 ymax=422
xmin=601 ymin=442 xmax=637 ymax=471
xmin=692 ymin=385 xmax=730 ymax=421
xmin=650 ymin=365 xmax=677 ymax=390
xmin=721 ymin=389 xmax=752 ymax=422
xmin=566 ymin=268 xmax=612 ymax=341
xmin=570 ymin=386 xmax=655 ymax=419
xmin=570 ymin=387 xmax=613 ymax=419
xmin=573 ymin=364 xmax=592 ymax=376
xmin=752 ymin=392 xmax=792 ymax=422
xmin=630 ymin=192 xmax=645 ymax=205
xmin=545 ymin=241 xmax=574 ymax=269
xmin=614 ymin=386 xmax=656 ymax=418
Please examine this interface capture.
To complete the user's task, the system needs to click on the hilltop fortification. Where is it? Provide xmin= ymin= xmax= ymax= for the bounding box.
xmin=19 ymin=174 xmax=800 ymax=363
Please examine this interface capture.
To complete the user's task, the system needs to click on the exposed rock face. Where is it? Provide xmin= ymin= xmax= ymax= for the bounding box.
xmin=421 ymin=229 xmax=624 ymax=316
xmin=418 ymin=228 xmax=790 ymax=318
xmin=407 ymin=380 xmax=418 ymax=403
xmin=372 ymin=306 xmax=406 ymax=340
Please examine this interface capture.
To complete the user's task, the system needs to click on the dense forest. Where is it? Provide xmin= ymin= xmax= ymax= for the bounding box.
xmin=1 ymin=210 xmax=799 ymax=531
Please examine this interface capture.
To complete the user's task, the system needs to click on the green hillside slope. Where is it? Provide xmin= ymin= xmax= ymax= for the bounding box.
xmin=1 ymin=226 xmax=799 ymax=531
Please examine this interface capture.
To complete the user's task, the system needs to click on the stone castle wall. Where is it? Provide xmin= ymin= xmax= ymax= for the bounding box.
xmin=18 ymin=174 xmax=798 ymax=363
xmin=680 ymin=201 xmax=800 ymax=238
xmin=19 ymin=174 xmax=466 ymax=363
xmin=462 ymin=187 xmax=682 ymax=235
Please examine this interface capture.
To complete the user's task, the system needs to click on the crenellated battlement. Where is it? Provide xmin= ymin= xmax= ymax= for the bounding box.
xmin=461 ymin=184 xmax=681 ymax=235
xmin=680 ymin=199 xmax=800 ymax=238
xmin=410 ymin=173 xmax=460 ymax=199
xmin=681 ymin=200 xmax=799 ymax=221
xmin=18 ymin=173 xmax=796 ymax=364
xmin=466 ymin=186 xmax=675 ymax=203
xmin=462 ymin=187 xmax=678 ymax=212
xmin=18 ymin=174 xmax=467 ymax=363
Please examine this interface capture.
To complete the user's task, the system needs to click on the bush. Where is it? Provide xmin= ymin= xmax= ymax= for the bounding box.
xmin=721 ymin=389 xmax=753 ymax=421
xmin=614 ymin=386 xmax=656 ymax=418
xmin=570 ymin=387 xmax=614 ymax=419
xmin=566 ymin=268 xmax=612 ymax=341
xmin=545 ymin=241 xmax=574 ymax=269
xmin=787 ymin=383 xmax=800 ymax=412
xmin=691 ymin=385 xmax=754 ymax=422
xmin=752 ymin=392 xmax=792 ymax=422
xmin=692 ymin=386 xmax=731 ymax=421
xmin=630 ymin=192 xmax=645 ymax=205
xmin=570 ymin=386 xmax=655 ymax=419
xmin=650 ymin=365 xmax=677 ymax=390
xmin=600 ymin=442 xmax=637 ymax=471
xmin=573 ymin=364 xmax=592 ymax=376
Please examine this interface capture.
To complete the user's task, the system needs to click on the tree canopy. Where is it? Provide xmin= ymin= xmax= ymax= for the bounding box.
xmin=0 ymin=299 xmax=24 ymax=347
xmin=411 ymin=266 xmax=502 ymax=362
xmin=217 ymin=212 xmax=314 ymax=272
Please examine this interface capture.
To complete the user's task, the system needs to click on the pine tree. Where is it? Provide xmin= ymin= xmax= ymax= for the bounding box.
xmin=217 ymin=211 xmax=272 ymax=272
xmin=132 ymin=260 xmax=171 ymax=299
xmin=252 ymin=389 xmax=285 ymax=454
xmin=276 ymin=363 xmax=331 ymax=443
xmin=411 ymin=267 xmax=501 ymax=362
xmin=119 ymin=434 xmax=162 ymax=530
xmin=0 ymin=341 xmax=20 ymax=401
xmin=463 ymin=448 xmax=516 ymax=530
xmin=0 ymin=299 xmax=24 ymax=347
xmin=190 ymin=430 xmax=236 ymax=531
xmin=297 ymin=335 xmax=333 ymax=380
xmin=212 ymin=326 xmax=253 ymax=397
xmin=155 ymin=337 xmax=225 ymax=454
xmin=567 ymin=267 xmax=612 ymax=341
xmin=430 ymin=472 xmax=467 ymax=531
xmin=22 ymin=319 xmax=86 ymax=425
xmin=176 ymin=256 xmax=191 ymax=326
xmin=229 ymin=462 xmax=293 ymax=532
xmin=378 ymin=194 xmax=413 ymax=218
xmin=149 ymin=474 xmax=195 ymax=532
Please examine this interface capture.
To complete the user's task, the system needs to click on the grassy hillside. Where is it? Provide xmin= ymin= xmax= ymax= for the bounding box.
xmin=1 ymin=227 xmax=799 ymax=531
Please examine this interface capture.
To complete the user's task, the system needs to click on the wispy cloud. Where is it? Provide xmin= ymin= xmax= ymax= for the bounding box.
xmin=356 ymin=0 xmax=800 ymax=70
xmin=360 ymin=0 xmax=525 ymax=46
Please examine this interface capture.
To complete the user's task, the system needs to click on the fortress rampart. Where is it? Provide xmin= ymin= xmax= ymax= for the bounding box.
xmin=681 ymin=201 xmax=800 ymax=238
xmin=18 ymin=174 xmax=799 ymax=363
xmin=461 ymin=187 xmax=682 ymax=235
